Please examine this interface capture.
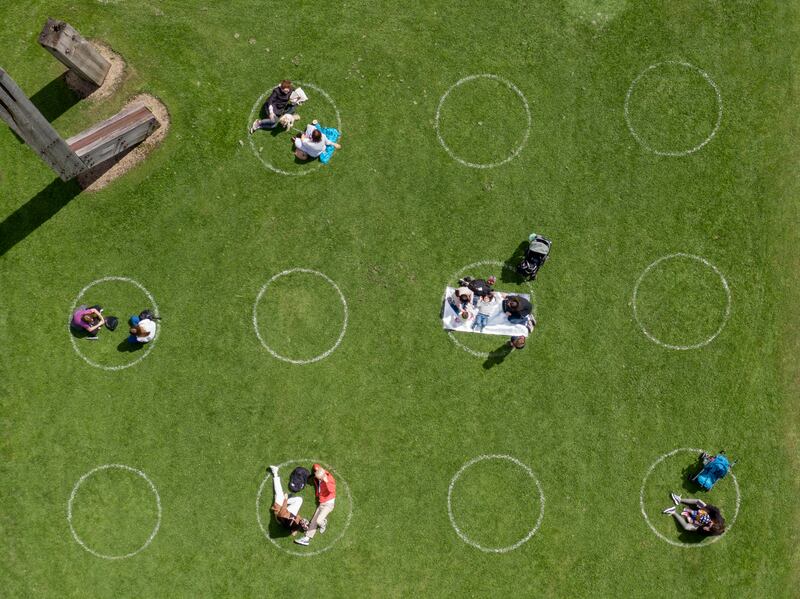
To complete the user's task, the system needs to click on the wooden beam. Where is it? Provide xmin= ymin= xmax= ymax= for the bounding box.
xmin=0 ymin=67 xmax=86 ymax=181
xmin=66 ymin=103 xmax=160 ymax=168
xmin=38 ymin=18 xmax=110 ymax=87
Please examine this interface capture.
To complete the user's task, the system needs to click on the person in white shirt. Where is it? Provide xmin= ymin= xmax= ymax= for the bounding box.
xmin=472 ymin=292 xmax=498 ymax=332
xmin=128 ymin=317 xmax=156 ymax=343
xmin=292 ymin=121 xmax=341 ymax=160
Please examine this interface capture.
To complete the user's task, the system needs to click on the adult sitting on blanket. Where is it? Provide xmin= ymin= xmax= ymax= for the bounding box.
xmin=250 ymin=80 xmax=295 ymax=132
xmin=459 ymin=275 xmax=497 ymax=298
xmin=293 ymin=120 xmax=341 ymax=161
xmin=268 ymin=465 xmax=310 ymax=535
xmin=503 ymin=295 xmax=532 ymax=325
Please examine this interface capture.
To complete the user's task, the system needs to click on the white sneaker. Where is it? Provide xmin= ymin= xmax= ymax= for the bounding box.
xmin=670 ymin=492 xmax=681 ymax=505
xmin=269 ymin=465 xmax=278 ymax=476
xmin=662 ymin=506 xmax=676 ymax=515
xmin=318 ymin=522 xmax=327 ymax=535
xmin=249 ymin=119 xmax=260 ymax=134
xmin=294 ymin=536 xmax=310 ymax=546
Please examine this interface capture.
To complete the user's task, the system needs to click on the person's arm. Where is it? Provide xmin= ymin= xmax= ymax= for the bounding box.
xmin=87 ymin=310 xmax=105 ymax=332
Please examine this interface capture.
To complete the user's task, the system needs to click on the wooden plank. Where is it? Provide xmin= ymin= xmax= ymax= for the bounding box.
xmin=38 ymin=18 xmax=110 ymax=86
xmin=0 ymin=67 xmax=86 ymax=180
xmin=66 ymin=103 xmax=159 ymax=168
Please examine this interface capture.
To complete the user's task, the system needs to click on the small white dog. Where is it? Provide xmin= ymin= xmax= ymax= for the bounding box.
xmin=278 ymin=113 xmax=300 ymax=130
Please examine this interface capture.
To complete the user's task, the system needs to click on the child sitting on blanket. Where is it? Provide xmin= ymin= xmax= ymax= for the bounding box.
xmin=452 ymin=285 xmax=475 ymax=319
xmin=472 ymin=292 xmax=498 ymax=332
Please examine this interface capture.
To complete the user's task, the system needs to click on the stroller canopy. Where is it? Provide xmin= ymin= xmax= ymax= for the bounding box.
xmin=696 ymin=454 xmax=730 ymax=490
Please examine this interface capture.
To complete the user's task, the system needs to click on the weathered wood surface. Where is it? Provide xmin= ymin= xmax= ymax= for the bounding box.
xmin=66 ymin=103 xmax=159 ymax=168
xmin=0 ymin=67 xmax=86 ymax=180
xmin=38 ymin=18 xmax=110 ymax=86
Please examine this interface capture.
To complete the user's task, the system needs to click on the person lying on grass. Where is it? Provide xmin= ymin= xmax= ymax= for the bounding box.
xmin=292 ymin=120 xmax=341 ymax=161
xmin=72 ymin=305 xmax=105 ymax=339
xmin=269 ymin=465 xmax=310 ymax=535
xmin=250 ymin=80 xmax=296 ymax=132
xmin=295 ymin=464 xmax=336 ymax=546
xmin=662 ymin=492 xmax=725 ymax=535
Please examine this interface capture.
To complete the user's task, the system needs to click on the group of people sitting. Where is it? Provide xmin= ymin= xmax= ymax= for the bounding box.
xmin=451 ymin=275 xmax=535 ymax=350
xmin=71 ymin=305 xmax=157 ymax=345
xmin=248 ymin=79 xmax=342 ymax=162
xmin=269 ymin=463 xmax=336 ymax=547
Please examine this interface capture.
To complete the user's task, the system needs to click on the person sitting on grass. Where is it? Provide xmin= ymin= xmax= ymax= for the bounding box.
xmin=294 ymin=463 xmax=336 ymax=546
xmin=292 ymin=120 xmax=341 ymax=161
xmin=662 ymin=492 xmax=725 ymax=535
xmin=250 ymin=80 xmax=295 ymax=132
xmin=472 ymin=292 xmax=498 ymax=332
xmin=128 ymin=314 xmax=157 ymax=344
xmin=72 ymin=305 xmax=105 ymax=339
xmin=269 ymin=465 xmax=310 ymax=535
xmin=502 ymin=295 xmax=532 ymax=325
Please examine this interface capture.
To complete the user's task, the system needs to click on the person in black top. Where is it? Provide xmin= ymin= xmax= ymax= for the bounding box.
xmin=249 ymin=80 xmax=295 ymax=132
xmin=502 ymin=295 xmax=532 ymax=325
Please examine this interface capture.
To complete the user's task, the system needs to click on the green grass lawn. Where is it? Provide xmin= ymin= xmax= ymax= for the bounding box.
xmin=2 ymin=1 xmax=799 ymax=597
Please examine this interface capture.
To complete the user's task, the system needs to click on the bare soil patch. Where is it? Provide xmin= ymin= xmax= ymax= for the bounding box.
xmin=64 ymin=41 xmax=127 ymax=101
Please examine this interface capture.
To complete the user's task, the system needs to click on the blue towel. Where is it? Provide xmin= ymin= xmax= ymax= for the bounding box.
xmin=314 ymin=123 xmax=340 ymax=164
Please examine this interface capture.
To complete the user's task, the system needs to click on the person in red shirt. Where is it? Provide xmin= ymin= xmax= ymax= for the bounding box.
xmin=294 ymin=464 xmax=336 ymax=546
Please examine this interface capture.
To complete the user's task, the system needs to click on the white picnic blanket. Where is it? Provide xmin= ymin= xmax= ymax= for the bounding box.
xmin=441 ymin=287 xmax=531 ymax=336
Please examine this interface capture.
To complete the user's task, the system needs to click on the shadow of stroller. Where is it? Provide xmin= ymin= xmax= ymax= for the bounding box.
xmin=482 ymin=342 xmax=513 ymax=370
xmin=500 ymin=241 xmax=529 ymax=284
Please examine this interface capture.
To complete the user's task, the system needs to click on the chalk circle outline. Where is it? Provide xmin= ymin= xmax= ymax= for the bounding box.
xmin=640 ymin=447 xmax=740 ymax=548
xmin=68 ymin=276 xmax=160 ymax=371
xmin=447 ymin=454 xmax=545 ymax=553
xmin=256 ymin=459 xmax=354 ymax=557
xmin=446 ymin=260 xmax=536 ymax=359
xmin=67 ymin=463 xmax=162 ymax=560
xmin=247 ymin=82 xmax=342 ymax=176
xmin=435 ymin=74 xmax=532 ymax=168
xmin=253 ymin=268 xmax=348 ymax=364
xmin=624 ymin=61 xmax=723 ymax=157
xmin=632 ymin=253 xmax=731 ymax=350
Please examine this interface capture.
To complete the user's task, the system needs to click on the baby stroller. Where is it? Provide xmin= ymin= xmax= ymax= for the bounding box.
xmin=516 ymin=233 xmax=552 ymax=281
xmin=691 ymin=450 xmax=735 ymax=491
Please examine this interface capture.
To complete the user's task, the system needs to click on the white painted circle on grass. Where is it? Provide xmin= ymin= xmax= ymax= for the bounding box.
xmin=435 ymin=74 xmax=531 ymax=168
xmin=632 ymin=253 xmax=730 ymax=350
xmin=448 ymin=454 xmax=545 ymax=553
xmin=446 ymin=260 xmax=536 ymax=359
xmin=256 ymin=459 xmax=353 ymax=557
xmin=640 ymin=448 xmax=740 ymax=548
xmin=624 ymin=61 xmax=722 ymax=156
xmin=67 ymin=464 xmax=161 ymax=560
xmin=68 ymin=276 xmax=160 ymax=371
xmin=247 ymin=82 xmax=342 ymax=176
xmin=253 ymin=269 xmax=348 ymax=364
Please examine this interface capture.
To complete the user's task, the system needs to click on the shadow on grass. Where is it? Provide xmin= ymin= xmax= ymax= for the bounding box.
xmin=29 ymin=73 xmax=81 ymax=122
xmin=117 ymin=338 xmax=145 ymax=353
xmin=267 ymin=512 xmax=292 ymax=540
xmin=0 ymin=178 xmax=82 ymax=257
xmin=500 ymin=241 xmax=529 ymax=285
xmin=482 ymin=342 xmax=513 ymax=370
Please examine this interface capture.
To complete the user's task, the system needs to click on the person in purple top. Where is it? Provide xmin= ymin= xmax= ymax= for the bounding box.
xmin=71 ymin=305 xmax=104 ymax=339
